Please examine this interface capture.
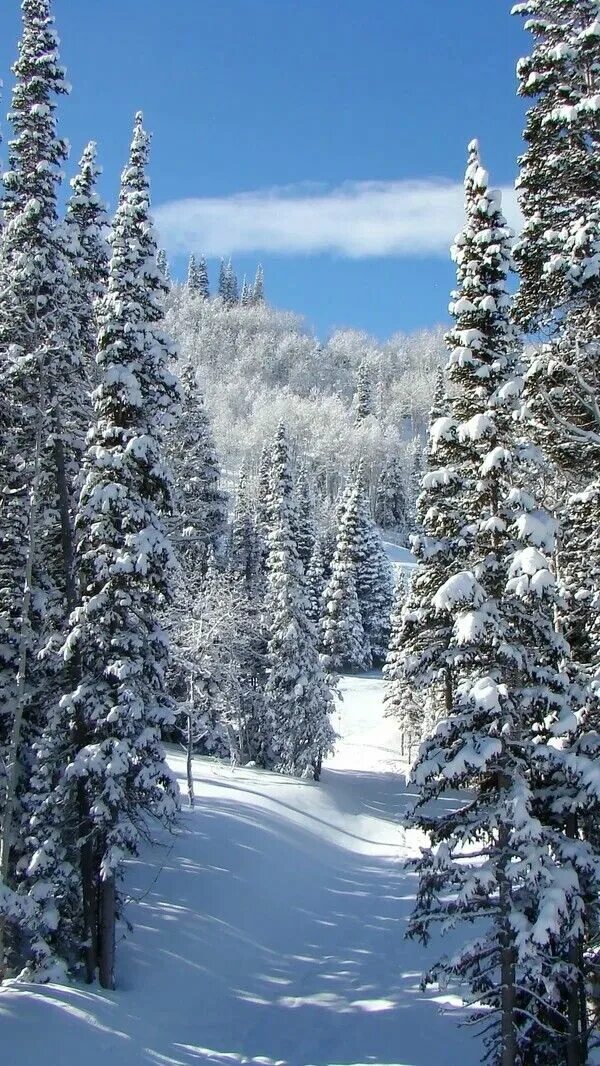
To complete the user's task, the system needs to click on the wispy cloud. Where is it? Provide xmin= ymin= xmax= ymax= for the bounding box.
xmin=154 ymin=178 xmax=520 ymax=260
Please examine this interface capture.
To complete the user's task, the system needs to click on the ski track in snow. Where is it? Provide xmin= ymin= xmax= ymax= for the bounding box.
xmin=1 ymin=672 xmax=477 ymax=1066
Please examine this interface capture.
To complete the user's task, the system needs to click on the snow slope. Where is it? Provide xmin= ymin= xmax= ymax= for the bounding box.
xmin=1 ymin=673 xmax=476 ymax=1066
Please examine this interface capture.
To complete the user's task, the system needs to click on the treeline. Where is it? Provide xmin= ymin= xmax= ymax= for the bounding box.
xmin=162 ymin=270 xmax=444 ymax=536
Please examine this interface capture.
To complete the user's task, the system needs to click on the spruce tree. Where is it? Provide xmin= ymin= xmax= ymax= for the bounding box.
xmin=295 ymin=466 xmax=316 ymax=571
xmin=306 ymin=537 xmax=327 ymax=628
xmin=35 ymin=114 xmax=181 ymax=988
xmin=252 ymin=263 xmax=264 ymax=303
xmin=374 ymin=456 xmax=408 ymax=538
xmin=64 ymin=141 xmax=109 ymax=363
xmin=168 ymin=362 xmax=228 ymax=575
xmin=382 ymin=578 xmax=422 ymax=757
xmin=240 ymin=275 xmax=250 ymax=305
xmin=321 ymin=479 xmax=372 ymax=672
xmin=0 ymin=0 xmax=86 ymax=969
xmin=264 ymin=424 xmax=335 ymax=778
xmin=187 ymin=253 xmax=209 ymax=299
xmin=406 ymin=141 xmax=597 ymax=1064
xmin=513 ymin=0 xmax=600 ymax=721
xmin=341 ymin=468 xmax=394 ymax=664
xmin=156 ymin=248 xmax=170 ymax=282
xmin=355 ymin=359 xmax=373 ymax=421
xmin=230 ymin=464 xmax=261 ymax=589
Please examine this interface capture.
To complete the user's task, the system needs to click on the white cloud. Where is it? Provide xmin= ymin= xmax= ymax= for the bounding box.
xmin=154 ymin=178 xmax=520 ymax=260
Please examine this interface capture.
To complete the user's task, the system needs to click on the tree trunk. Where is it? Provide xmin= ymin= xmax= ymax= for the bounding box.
xmin=186 ymin=675 xmax=195 ymax=808
xmin=98 ymin=875 xmax=116 ymax=990
xmin=187 ymin=711 xmax=195 ymax=808
xmin=566 ymin=813 xmax=587 ymax=1066
xmin=499 ymin=821 xmax=517 ymax=1066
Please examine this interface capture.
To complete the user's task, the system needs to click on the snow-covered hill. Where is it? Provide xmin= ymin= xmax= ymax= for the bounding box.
xmin=2 ymin=674 xmax=476 ymax=1066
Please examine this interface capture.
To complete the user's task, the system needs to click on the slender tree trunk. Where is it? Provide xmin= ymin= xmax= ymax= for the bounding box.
xmin=565 ymin=813 xmax=587 ymax=1066
xmin=187 ymin=709 xmax=195 ymax=808
xmin=98 ymin=875 xmax=116 ymax=990
xmin=499 ymin=820 xmax=517 ymax=1066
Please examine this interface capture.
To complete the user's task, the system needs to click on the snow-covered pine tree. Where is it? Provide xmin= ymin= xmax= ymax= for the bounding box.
xmin=187 ymin=253 xmax=210 ymax=299
xmin=218 ymin=258 xmax=238 ymax=306
xmin=321 ymin=546 xmax=369 ymax=672
xmin=341 ymin=467 xmax=394 ymax=664
xmin=240 ymin=275 xmax=250 ymax=306
xmin=252 ymin=263 xmax=264 ymax=303
xmin=384 ymin=368 xmax=461 ymax=747
xmin=64 ymin=141 xmax=109 ymax=364
xmin=168 ymin=362 xmax=228 ymax=575
xmin=264 ymin=423 xmax=335 ymax=778
xmin=157 ymin=248 xmax=170 ymax=282
xmin=38 ymin=113 xmax=182 ymax=989
xmin=382 ymin=576 xmax=422 ymax=757
xmin=355 ymin=359 xmax=373 ymax=422
xmin=513 ymin=0 xmax=600 ymax=725
xmin=306 ymin=536 xmax=327 ymax=628
xmin=321 ymin=478 xmax=372 ymax=672
xmin=0 ymin=0 xmax=88 ymax=973
xmin=230 ymin=463 xmax=261 ymax=588
xmin=406 ymin=140 xmax=598 ymax=1064
xmin=375 ymin=456 xmax=409 ymax=539
xmin=295 ymin=466 xmax=316 ymax=571
xmin=512 ymin=0 xmax=600 ymax=334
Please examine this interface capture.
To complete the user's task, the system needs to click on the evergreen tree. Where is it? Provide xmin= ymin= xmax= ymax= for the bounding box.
xmin=321 ymin=544 xmax=369 ymax=672
xmin=230 ymin=464 xmax=260 ymax=588
xmin=252 ymin=263 xmax=264 ymax=303
xmin=512 ymin=0 xmax=600 ymax=334
xmin=156 ymin=248 xmax=170 ymax=282
xmin=355 ymin=359 xmax=373 ymax=421
xmin=306 ymin=537 xmax=327 ymax=628
xmin=218 ymin=258 xmax=238 ymax=306
xmin=264 ymin=424 xmax=335 ymax=778
xmin=321 ymin=476 xmax=373 ymax=671
xmin=64 ymin=141 xmax=109 ymax=364
xmin=375 ymin=456 xmax=408 ymax=539
xmin=513 ymin=0 xmax=600 ymax=719
xmin=187 ymin=253 xmax=209 ymax=299
xmin=342 ymin=468 xmax=394 ymax=664
xmin=295 ymin=466 xmax=316 ymax=571
xmin=383 ymin=577 xmax=422 ymax=757
xmin=240 ymin=275 xmax=250 ymax=305
xmin=168 ymin=362 xmax=228 ymax=575
xmin=406 ymin=141 xmax=597 ymax=1064
xmin=34 ymin=114 xmax=181 ymax=988
xmin=217 ymin=258 xmax=226 ymax=300
xmin=0 ymin=0 xmax=87 ymax=970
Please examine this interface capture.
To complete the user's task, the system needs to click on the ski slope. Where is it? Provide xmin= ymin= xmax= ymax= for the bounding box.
xmin=1 ymin=673 xmax=477 ymax=1066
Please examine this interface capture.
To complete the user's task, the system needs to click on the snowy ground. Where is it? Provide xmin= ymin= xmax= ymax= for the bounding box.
xmin=1 ymin=673 xmax=477 ymax=1066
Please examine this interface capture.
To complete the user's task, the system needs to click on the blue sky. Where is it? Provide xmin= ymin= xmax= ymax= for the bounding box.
xmin=0 ymin=1 xmax=528 ymax=339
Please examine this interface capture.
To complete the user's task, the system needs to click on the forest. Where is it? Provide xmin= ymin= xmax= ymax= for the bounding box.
xmin=0 ymin=2 xmax=599 ymax=1065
